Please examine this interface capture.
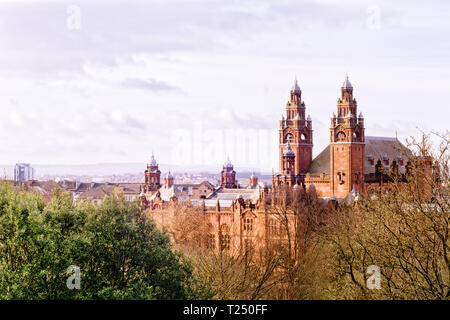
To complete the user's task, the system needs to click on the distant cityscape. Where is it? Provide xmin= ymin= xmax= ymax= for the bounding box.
xmin=1 ymin=162 xmax=272 ymax=185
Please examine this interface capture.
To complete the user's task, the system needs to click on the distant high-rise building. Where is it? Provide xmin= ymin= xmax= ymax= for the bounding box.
xmin=14 ymin=163 xmax=34 ymax=182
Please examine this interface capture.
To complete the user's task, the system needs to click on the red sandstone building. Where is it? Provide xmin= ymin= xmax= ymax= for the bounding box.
xmin=142 ymin=75 xmax=433 ymax=251
xmin=273 ymin=75 xmax=415 ymax=199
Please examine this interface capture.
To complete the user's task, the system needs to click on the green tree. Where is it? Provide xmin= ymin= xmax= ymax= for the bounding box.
xmin=0 ymin=183 xmax=208 ymax=299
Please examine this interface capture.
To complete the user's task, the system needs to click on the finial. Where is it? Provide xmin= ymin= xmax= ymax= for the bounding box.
xmin=342 ymin=73 xmax=353 ymax=89
xmin=291 ymin=77 xmax=301 ymax=93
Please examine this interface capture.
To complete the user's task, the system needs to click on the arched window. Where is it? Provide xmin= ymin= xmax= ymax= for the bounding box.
xmin=353 ymin=132 xmax=359 ymax=141
xmin=300 ymin=133 xmax=307 ymax=141
xmin=336 ymin=131 xmax=346 ymax=142
xmin=285 ymin=133 xmax=293 ymax=143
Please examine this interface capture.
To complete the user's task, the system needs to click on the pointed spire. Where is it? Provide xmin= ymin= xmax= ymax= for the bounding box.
xmin=342 ymin=73 xmax=353 ymax=89
xmin=291 ymin=77 xmax=301 ymax=93
xmin=224 ymin=155 xmax=233 ymax=167
xmin=149 ymin=152 xmax=158 ymax=166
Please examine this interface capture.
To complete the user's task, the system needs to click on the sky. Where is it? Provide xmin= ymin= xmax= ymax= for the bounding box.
xmin=0 ymin=0 xmax=449 ymax=173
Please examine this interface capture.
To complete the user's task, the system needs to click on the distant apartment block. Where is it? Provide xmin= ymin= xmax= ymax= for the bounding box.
xmin=14 ymin=163 xmax=34 ymax=182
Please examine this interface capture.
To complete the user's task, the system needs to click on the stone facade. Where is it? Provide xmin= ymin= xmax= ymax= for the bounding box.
xmin=273 ymin=75 xmax=431 ymax=199
xmin=143 ymin=74 xmax=434 ymax=251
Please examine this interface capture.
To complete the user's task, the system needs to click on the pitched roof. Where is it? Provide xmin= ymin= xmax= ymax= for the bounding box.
xmin=308 ymin=145 xmax=331 ymax=174
xmin=308 ymin=136 xmax=412 ymax=175
xmin=207 ymin=187 xmax=259 ymax=202
xmin=82 ymin=185 xmax=112 ymax=198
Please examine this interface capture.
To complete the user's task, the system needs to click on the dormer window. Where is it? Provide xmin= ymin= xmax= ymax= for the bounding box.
xmin=382 ymin=154 xmax=389 ymax=165
xmin=367 ymin=153 xmax=374 ymax=165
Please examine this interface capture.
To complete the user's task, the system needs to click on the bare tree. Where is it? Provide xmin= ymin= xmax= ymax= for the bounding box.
xmin=327 ymin=131 xmax=449 ymax=299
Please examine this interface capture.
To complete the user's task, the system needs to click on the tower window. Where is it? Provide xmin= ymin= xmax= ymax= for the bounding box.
xmin=285 ymin=133 xmax=293 ymax=143
xmin=300 ymin=133 xmax=307 ymax=141
xmin=336 ymin=131 xmax=346 ymax=142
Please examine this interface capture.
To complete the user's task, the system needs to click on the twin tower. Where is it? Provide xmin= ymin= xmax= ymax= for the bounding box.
xmin=273 ymin=75 xmax=365 ymax=198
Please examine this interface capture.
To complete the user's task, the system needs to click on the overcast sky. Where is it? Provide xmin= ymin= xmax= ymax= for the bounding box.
xmin=0 ymin=0 xmax=449 ymax=172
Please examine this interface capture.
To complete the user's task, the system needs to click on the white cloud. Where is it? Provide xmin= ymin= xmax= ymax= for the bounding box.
xmin=0 ymin=0 xmax=448 ymax=172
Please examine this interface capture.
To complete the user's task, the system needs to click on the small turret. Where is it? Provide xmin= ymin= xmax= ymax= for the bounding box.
xmin=164 ymin=171 xmax=174 ymax=187
xmin=249 ymin=170 xmax=258 ymax=188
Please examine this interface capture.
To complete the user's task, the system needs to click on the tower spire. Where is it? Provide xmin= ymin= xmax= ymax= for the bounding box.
xmin=342 ymin=73 xmax=353 ymax=89
xmin=330 ymin=75 xmax=365 ymax=198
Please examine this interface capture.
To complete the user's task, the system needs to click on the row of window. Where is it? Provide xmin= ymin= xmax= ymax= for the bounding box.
xmin=285 ymin=133 xmax=308 ymax=142
xmin=206 ymin=234 xmax=256 ymax=251
xmin=206 ymin=234 xmax=230 ymax=250
xmin=205 ymin=219 xmax=281 ymax=250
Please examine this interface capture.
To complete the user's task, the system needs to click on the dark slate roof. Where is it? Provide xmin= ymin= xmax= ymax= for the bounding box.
xmin=308 ymin=136 xmax=412 ymax=175
xmin=308 ymin=145 xmax=330 ymax=174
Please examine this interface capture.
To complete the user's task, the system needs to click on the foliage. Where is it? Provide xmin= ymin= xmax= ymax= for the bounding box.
xmin=0 ymin=185 xmax=206 ymax=299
